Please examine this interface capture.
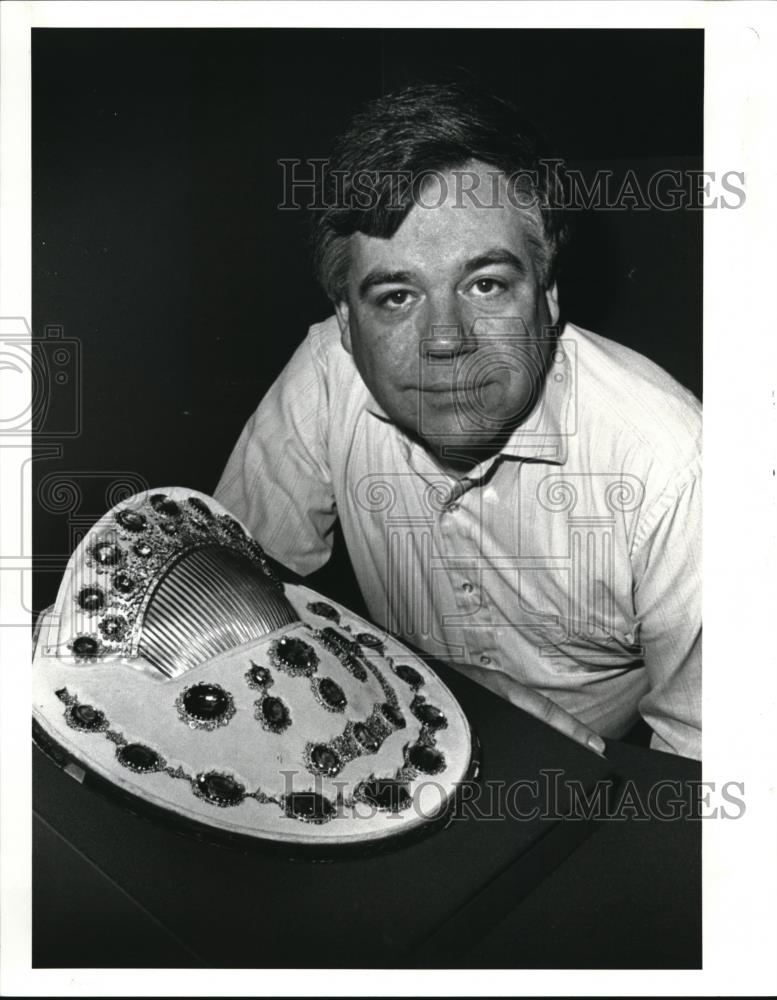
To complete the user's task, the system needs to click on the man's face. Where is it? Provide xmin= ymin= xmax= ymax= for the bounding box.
xmin=335 ymin=161 xmax=560 ymax=469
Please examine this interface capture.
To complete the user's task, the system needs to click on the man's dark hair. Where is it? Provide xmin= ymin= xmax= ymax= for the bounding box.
xmin=311 ymin=81 xmax=568 ymax=303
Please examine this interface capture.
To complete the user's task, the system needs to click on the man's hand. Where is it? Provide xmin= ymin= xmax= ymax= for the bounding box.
xmin=508 ymin=685 xmax=607 ymax=756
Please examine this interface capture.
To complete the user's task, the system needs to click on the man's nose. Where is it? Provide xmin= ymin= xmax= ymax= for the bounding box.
xmin=421 ymin=297 xmax=475 ymax=359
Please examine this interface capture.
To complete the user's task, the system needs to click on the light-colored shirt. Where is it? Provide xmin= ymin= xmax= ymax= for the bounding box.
xmin=215 ymin=316 xmax=702 ymax=759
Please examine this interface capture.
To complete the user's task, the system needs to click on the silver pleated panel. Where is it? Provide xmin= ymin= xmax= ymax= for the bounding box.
xmin=138 ymin=545 xmax=299 ymax=677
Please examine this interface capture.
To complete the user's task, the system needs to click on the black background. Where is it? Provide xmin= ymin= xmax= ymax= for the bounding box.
xmin=32 ymin=28 xmax=703 ymax=616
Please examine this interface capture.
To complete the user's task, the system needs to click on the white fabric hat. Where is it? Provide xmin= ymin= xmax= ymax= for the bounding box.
xmin=33 ymin=487 xmax=475 ymax=850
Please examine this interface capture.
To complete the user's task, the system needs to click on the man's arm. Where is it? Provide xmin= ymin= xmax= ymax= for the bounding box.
xmin=633 ymin=466 xmax=702 ymax=759
xmin=214 ymin=331 xmax=337 ymax=576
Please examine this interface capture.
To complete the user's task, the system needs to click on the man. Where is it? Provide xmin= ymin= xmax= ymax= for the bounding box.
xmin=216 ymin=83 xmax=701 ymax=759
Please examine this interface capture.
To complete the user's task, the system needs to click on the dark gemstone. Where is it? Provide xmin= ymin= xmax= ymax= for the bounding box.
xmin=112 ymin=570 xmax=136 ymax=595
xmin=71 ymin=635 xmax=100 ymax=658
xmin=70 ymin=703 xmax=105 ymax=730
xmin=115 ymin=509 xmax=147 ymax=532
xmin=150 ymin=494 xmax=181 ymax=517
xmin=182 ymin=684 xmax=230 ymax=720
xmin=249 ymin=662 xmax=271 ymax=687
xmin=261 ymin=696 xmax=290 ymax=730
xmin=77 ymin=586 xmax=104 ymax=613
xmin=357 ymin=779 xmax=412 ymax=812
xmin=133 ymin=541 xmax=153 ymax=558
xmin=187 ymin=497 xmax=213 ymax=519
xmin=158 ymin=521 xmax=179 ymax=535
xmin=356 ymin=631 xmax=384 ymax=652
xmin=196 ymin=771 xmax=245 ymax=807
xmin=412 ymin=699 xmax=448 ymax=729
xmin=318 ymin=677 xmax=346 ymax=710
xmin=353 ymin=722 xmax=380 ymax=752
xmin=307 ymin=601 xmax=339 ymax=622
xmin=99 ymin=614 xmax=128 ymax=641
xmin=273 ymin=636 xmax=318 ymax=675
xmin=310 ymin=744 xmax=341 ymax=776
xmin=393 ymin=663 xmax=424 ymax=689
xmin=118 ymin=743 xmax=162 ymax=772
xmin=380 ymin=703 xmax=406 ymax=729
xmin=92 ymin=541 xmax=123 ymax=566
xmin=284 ymin=792 xmax=336 ymax=824
xmin=409 ymin=744 xmax=446 ymax=775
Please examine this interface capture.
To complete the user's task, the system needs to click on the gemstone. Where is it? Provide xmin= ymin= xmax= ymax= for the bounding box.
xmin=70 ymin=635 xmax=100 ymax=658
xmin=117 ymin=743 xmax=162 ymax=772
xmin=408 ymin=743 xmax=446 ymax=775
xmin=77 ymin=586 xmax=105 ymax=613
xmin=393 ymin=663 xmax=424 ymax=689
xmin=99 ymin=614 xmax=129 ymax=641
xmin=284 ymin=791 xmax=336 ymax=824
xmin=357 ymin=779 xmax=412 ymax=812
xmin=317 ymin=677 xmax=346 ymax=710
xmin=68 ymin=703 xmax=106 ymax=731
xmin=248 ymin=662 xmax=271 ymax=687
xmin=115 ymin=509 xmax=147 ymax=532
xmin=187 ymin=497 xmax=213 ymax=519
xmin=353 ymin=722 xmax=380 ymax=752
xmin=261 ymin=696 xmax=290 ymax=731
xmin=380 ymin=703 xmax=406 ymax=729
xmin=133 ymin=541 xmax=153 ymax=558
xmin=309 ymin=744 xmax=341 ymax=776
xmin=271 ymin=636 xmax=319 ymax=676
xmin=356 ymin=632 xmax=384 ymax=653
xmin=307 ymin=601 xmax=339 ymax=622
xmin=411 ymin=699 xmax=448 ymax=730
xmin=92 ymin=541 xmax=123 ymax=567
xmin=196 ymin=771 xmax=245 ymax=807
xmin=150 ymin=494 xmax=181 ymax=517
xmin=112 ymin=570 xmax=136 ymax=595
xmin=158 ymin=521 xmax=179 ymax=535
xmin=182 ymin=684 xmax=231 ymax=720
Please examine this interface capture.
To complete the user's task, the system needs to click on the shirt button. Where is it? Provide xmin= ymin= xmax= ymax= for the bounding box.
xmin=462 ymin=581 xmax=474 ymax=594
xmin=479 ymin=654 xmax=492 ymax=666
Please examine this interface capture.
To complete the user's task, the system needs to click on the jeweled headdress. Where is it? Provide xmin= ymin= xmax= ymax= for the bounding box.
xmin=33 ymin=488 xmax=475 ymax=850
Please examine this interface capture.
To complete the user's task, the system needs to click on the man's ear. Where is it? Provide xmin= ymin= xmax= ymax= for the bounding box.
xmin=334 ymin=300 xmax=352 ymax=354
xmin=545 ymin=282 xmax=560 ymax=326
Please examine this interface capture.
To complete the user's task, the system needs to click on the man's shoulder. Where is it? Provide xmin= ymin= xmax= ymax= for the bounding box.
xmin=305 ymin=314 xmax=352 ymax=370
xmin=564 ymin=322 xmax=701 ymax=473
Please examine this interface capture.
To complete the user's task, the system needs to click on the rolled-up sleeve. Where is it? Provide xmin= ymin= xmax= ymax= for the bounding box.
xmin=214 ymin=331 xmax=336 ymax=576
xmin=633 ymin=465 xmax=702 ymax=759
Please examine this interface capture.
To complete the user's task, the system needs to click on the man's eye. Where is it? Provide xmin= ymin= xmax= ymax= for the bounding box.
xmin=471 ymin=277 xmax=506 ymax=296
xmin=378 ymin=289 xmax=413 ymax=309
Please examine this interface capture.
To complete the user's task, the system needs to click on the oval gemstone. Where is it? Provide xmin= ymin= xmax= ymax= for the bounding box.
xmin=318 ymin=677 xmax=346 ymax=710
xmin=393 ymin=663 xmax=423 ymax=689
xmin=118 ymin=743 xmax=162 ymax=772
xmin=408 ymin=744 xmax=446 ymax=774
xmin=150 ymin=494 xmax=181 ymax=517
xmin=285 ymin=792 xmax=335 ymax=824
xmin=380 ymin=703 xmax=406 ymax=729
xmin=133 ymin=541 xmax=153 ymax=558
xmin=182 ymin=684 xmax=230 ymax=720
xmin=158 ymin=521 xmax=179 ymax=535
xmin=115 ymin=509 xmax=147 ymax=532
xmin=273 ymin=637 xmax=318 ymax=675
xmin=261 ymin=696 xmax=290 ymax=730
xmin=92 ymin=541 xmax=122 ymax=566
xmin=112 ymin=570 xmax=136 ymax=595
xmin=357 ymin=779 xmax=412 ymax=812
xmin=70 ymin=703 xmax=105 ymax=730
xmin=310 ymin=744 xmax=341 ymax=776
xmin=356 ymin=632 xmax=384 ymax=653
xmin=307 ymin=601 xmax=339 ymax=622
xmin=353 ymin=722 xmax=380 ymax=752
xmin=196 ymin=771 xmax=245 ymax=807
xmin=412 ymin=699 xmax=447 ymax=729
xmin=187 ymin=497 xmax=213 ymax=519
xmin=77 ymin=586 xmax=105 ymax=613
xmin=71 ymin=635 xmax=100 ymax=658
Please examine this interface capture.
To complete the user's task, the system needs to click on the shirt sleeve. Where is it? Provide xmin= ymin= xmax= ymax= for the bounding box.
xmin=213 ymin=330 xmax=337 ymax=576
xmin=632 ymin=465 xmax=702 ymax=759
